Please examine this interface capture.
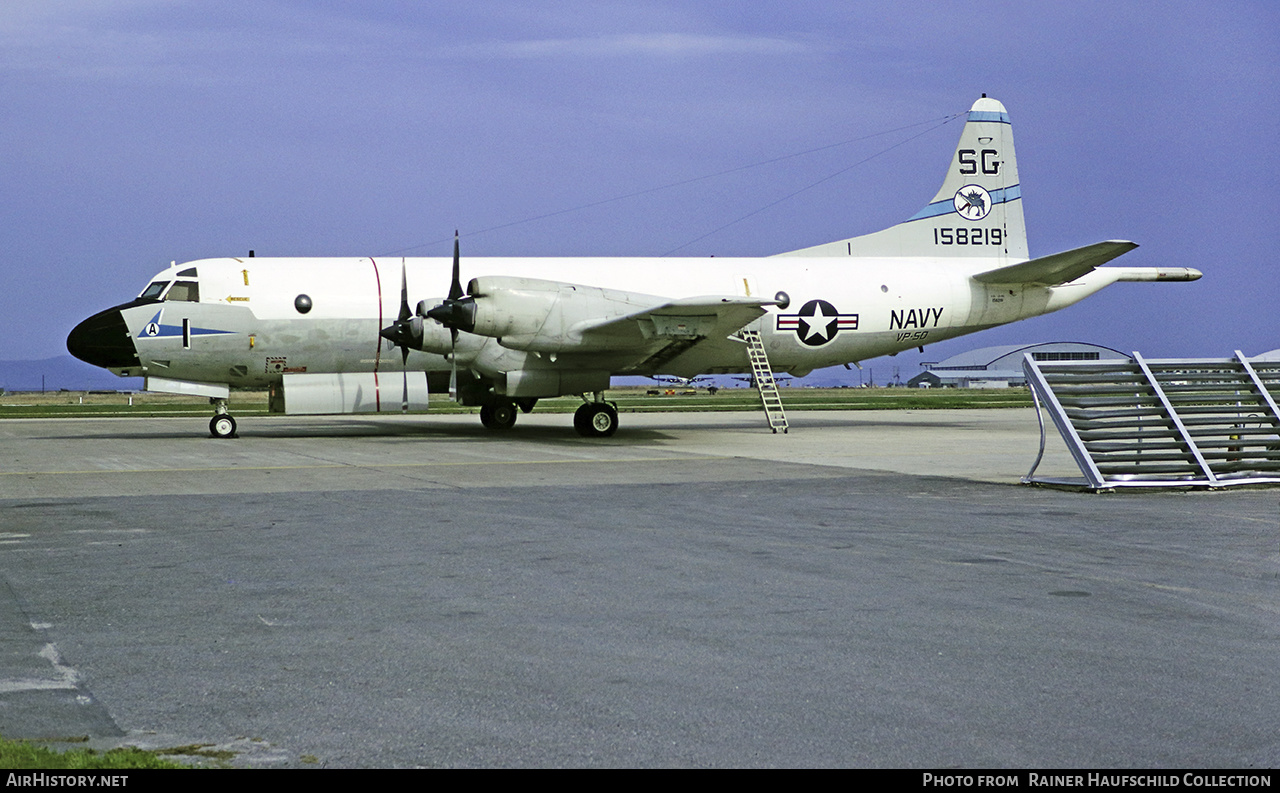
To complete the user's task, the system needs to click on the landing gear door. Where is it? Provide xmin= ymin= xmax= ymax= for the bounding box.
xmin=281 ymin=372 xmax=429 ymax=414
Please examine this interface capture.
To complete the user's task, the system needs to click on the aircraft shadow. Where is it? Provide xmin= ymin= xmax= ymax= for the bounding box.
xmin=25 ymin=412 xmax=992 ymax=444
xmin=27 ymin=418 xmax=676 ymax=445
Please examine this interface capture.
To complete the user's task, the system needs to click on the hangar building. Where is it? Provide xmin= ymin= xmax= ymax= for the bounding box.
xmin=908 ymin=342 xmax=1128 ymax=388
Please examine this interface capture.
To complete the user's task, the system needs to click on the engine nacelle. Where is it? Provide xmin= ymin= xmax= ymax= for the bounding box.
xmin=448 ymin=276 xmax=658 ymax=353
xmin=465 ymin=277 xmax=562 ymax=340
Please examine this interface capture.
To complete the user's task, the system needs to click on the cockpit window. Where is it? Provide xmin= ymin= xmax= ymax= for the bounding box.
xmin=140 ymin=281 xmax=169 ymax=300
xmin=165 ymin=280 xmax=200 ymax=302
xmin=176 ymin=267 xmax=198 ymax=277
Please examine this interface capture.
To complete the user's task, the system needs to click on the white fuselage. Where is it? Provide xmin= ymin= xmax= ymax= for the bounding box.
xmin=111 ymin=253 xmax=1120 ymax=389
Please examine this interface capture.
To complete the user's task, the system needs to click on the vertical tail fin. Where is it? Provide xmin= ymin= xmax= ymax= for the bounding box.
xmin=781 ymin=96 xmax=1027 ymax=260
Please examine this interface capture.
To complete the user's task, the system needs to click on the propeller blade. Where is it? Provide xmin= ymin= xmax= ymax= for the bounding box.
xmin=381 ymin=259 xmax=421 ymax=414
xmin=448 ymin=231 xmax=463 ymax=301
xmin=398 ymin=258 xmax=411 ymax=323
xmin=401 ymin=320 xmax=410 ymax=413
xmin=450 ymin=234 xmax=460 ymax=401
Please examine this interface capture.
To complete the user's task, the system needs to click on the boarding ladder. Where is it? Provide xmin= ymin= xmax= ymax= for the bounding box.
xmin=737 ymin=328 xmax=789 ymax=433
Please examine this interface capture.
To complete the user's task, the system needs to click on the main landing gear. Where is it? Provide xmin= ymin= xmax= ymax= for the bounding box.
xmin=477 ymin=398 xmax=540 ymax=431
xmin=479 ymin=402 xmax=518 ymax=430
xmin=573 ymin=397 xmax=618 ymax=438
xmin=209 ymin=398 xmax=237 ymax=439
xmin=476 ymin=396 xmax=617 ymax=437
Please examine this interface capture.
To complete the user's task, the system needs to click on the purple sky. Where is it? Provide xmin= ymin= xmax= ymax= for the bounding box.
xmin=3 ymin=1 xmax=1277 ymax=378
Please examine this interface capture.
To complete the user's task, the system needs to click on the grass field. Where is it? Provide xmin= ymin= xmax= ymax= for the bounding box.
xmin=0 ymin=386 xmax=1031 ymax=419
xmin=0 ymin=736 xmax=191 ymax=769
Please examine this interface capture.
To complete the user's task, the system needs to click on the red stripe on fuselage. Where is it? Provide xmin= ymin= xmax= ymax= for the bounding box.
xmin=371 ymin=258 xmax=382 ymax=412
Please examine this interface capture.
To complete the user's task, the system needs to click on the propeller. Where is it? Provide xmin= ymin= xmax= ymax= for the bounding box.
xmin=426 ymin=232 xmax=477 ymax=334
xmin=378 ymin=258 xmax=419 ymax=412
xmin=424 ymin=232 xmax=476 ymax=400
xmin=382 ymin=233 xmax=475 ymax=403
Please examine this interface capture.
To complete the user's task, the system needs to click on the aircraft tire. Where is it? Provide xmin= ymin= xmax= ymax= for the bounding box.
xmin=480 ymin=402 xmax=517 ymax=430
xmin=572 ymin=403 xmax=590 ymax=434
xmin=574 ymin=402 xmax=618 ymax=438
xmin=210 ymin=414 xmax=237 ymax=439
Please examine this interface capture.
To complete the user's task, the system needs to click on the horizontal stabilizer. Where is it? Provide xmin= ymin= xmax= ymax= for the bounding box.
xmin=973 ymin=240 xmax=1138 ymax=285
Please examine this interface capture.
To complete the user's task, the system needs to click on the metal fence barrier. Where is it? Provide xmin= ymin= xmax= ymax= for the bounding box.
xmin=1023 ymin=351 xmax=1280 ymax=490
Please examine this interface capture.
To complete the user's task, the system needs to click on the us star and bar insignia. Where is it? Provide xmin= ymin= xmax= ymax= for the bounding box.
xmin=776 ymin=299 xmax=858 ymax=346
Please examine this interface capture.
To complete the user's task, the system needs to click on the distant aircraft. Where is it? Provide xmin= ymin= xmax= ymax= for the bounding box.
xmin=67 ymin=96 xmax=1199 ymax=438
xmin=649 ymin=374 xmax=715 ymax=387
xmin=731 ymin=374 xmax=793 ymax=388
xmin=646 ymin=374 xmax=720 ymax=396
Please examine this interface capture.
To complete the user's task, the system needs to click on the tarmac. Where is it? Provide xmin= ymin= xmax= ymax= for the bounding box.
xmin=0 ymin=408 xmax=1277 ymax=767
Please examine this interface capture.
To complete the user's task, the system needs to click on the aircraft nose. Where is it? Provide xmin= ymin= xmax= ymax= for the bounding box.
xmin=67 ymin=306 xmax=141 ymax=369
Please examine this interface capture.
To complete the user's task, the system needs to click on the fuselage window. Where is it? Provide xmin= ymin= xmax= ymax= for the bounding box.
xmin=140 ymin=281 xmax=169 ymax=300
xmin=165 ymin=281 xmax=200 ymax=302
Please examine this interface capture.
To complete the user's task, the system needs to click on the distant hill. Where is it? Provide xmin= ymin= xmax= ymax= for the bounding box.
xmin=0 ymin=356 xmax=142 ymax=393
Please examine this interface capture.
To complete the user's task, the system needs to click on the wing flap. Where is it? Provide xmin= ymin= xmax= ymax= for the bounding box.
xmin=573 ymin=296 xmax=774 ymax=345
xmin=973 ymin=240 xmax=1138 ymax=285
